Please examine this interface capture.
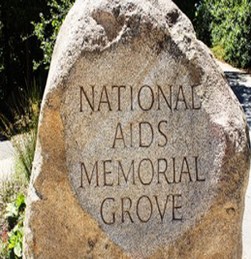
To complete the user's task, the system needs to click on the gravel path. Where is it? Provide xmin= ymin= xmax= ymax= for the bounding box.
xmin=217 ymin=60 xmax=251 ymax=259
xmin=217 ymin=60 xmax=251 ymax=128
xmin=0 ymin=141 xmax=15 ymax=182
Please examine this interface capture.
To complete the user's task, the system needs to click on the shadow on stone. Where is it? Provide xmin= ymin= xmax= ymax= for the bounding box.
xmin=224 ymin=71 xmax=251 ymax=129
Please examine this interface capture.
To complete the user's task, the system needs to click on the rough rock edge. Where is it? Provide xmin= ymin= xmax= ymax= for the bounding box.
xmin=23 ymin=0 xmax=251 ymax=258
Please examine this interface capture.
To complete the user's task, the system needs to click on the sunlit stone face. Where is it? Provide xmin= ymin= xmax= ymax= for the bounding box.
xmin=62 ymin=44 xmax=223 ymax=255
xmin=24 ymin=1 xmax=250 ymax=258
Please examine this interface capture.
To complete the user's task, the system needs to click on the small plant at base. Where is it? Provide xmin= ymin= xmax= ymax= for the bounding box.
xmin=0 ymin=176 xmax=27 ymax=258
xmin=0 ymin=83 xmax=41 ymax=257
xmin=12 ymin=129 xmax=37 ymax=182
xmin=0 ymin=193 xmax=26 ymax=259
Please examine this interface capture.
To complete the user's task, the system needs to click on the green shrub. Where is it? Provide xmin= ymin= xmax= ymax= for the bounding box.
xmin=211 ymin=0 xmax=251 ymax=68
xmin=211 ymin=44 xmax=225 ymax=61
xmin=194 ymin=0 xmax=212 ymax=46
xmin=32 ymin=0 xmax=74 ymax=70
xmin=195 ymin=0 xmax=251 ymax=68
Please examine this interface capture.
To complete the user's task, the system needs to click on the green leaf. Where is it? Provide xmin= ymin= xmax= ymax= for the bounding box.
xmin=15 ymin=193 xmax=25 ymax=210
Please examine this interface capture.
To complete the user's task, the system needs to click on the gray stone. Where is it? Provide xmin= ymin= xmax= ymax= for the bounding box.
xmin=24 ymin=0 xmax=250 ymax=258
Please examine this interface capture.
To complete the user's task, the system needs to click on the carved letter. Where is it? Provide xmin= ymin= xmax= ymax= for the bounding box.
xmin=100 ymin=197 xmax=115 ymax=225
xmin=172 ymin=194 xmax=183 ymax=221
xmin=80 ymin=161 xmax=99 ymax=187
xmin=112 ymin=122 xmax=126 ymax=148
xmin=191 ymin=85 xmax=201 ymax=110
xmin=157 ymin=85 xmax=172 ymax=111
xmin=138 ymin=85 xmax=154 ymax=111
xmin=154 ymin=195 xmax=170 ymax=222
xmin=80 ymin=85 xmax=95 ymax=112
xmin=172 ymin=157 xmax=177 ymax=183
xmin=98 ymin=85 xmax=112 ymax=111
xmin=136 ymin=195 xmax=153 ymax=223
xmin=139 ymin=122 xmax=154 ymax=148
xmin=175 ymin=85 xmax=188 ymax=110
xmin=179 ymin=157 xmax=192 ymax=182
xmin=130 ymin=86 xmax=134 ymax=111
xmin=121 ymin=197 xmax=134 ymax=223
xmin=194 ymin=156 xmax=205 ymax=181
xmin=157 ymin=158 xmax=172 ymax=184
xmin=117 ymin=160 xmax=135 ymax=185
xmin=112 ymin=85 xmax=126 ymax=111
xmin=158 ymin=120 xmax=168 ymax=147
xmin=138 ymin=159 xmax=154 ymax=185
xmin=103 ymin=160 xmax=113 ymax=186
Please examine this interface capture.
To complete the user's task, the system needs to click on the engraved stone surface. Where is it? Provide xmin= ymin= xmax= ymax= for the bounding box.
xmin=24 ymin=0 xmax=250 ymax=258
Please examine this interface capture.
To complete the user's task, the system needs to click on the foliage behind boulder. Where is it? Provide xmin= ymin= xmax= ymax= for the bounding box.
xmin=195 ymin=0 xmax=251 ymax=68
